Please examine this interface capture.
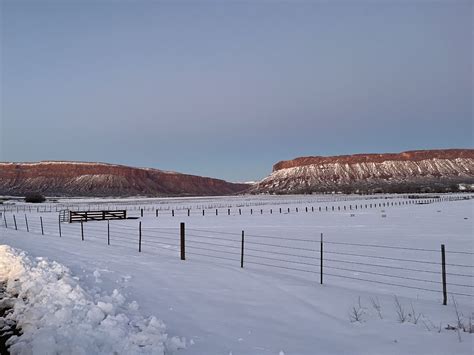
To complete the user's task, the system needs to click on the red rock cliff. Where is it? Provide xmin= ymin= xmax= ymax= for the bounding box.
xmin=0 ymin=161 xmax=249 ymax=197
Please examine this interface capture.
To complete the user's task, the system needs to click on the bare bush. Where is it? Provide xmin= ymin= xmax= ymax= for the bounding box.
xmin=394 ymin=296 xmax=407 ymax=323
xmin=408 ymin=302 xmax=422 ymax=324
xmin=349 ymin=297 xmax=366 ymax=323
xmin=370 ymin=297 xmax=383 ymax=319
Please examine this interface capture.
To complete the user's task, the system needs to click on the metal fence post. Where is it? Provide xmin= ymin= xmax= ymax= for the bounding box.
xmin=58 ymin=215 xmax=62 ymax=237
xmin=25 ymin=214 xmax=29 ymax=232
xmin=320 ymin=233 xmax=323 ymax=285
xmin=241 ymin=230 xmax=245 ymax=268
xmin=180 ymin=222 xmax=185 ymax=260
xmin=40 ymin=217 xmax=44 ymax=235
xmin=13 ymin=215 xmax=17 ymax=230
xmin=138 ymin=221 xmax=142 ymax=252
xmin=441 ymin=244 xmax=447 ymax=305
xmin=107 ymin=221 xmax=110 ymax=245
xmin=81 ymin=221 xmax=84 ymax=240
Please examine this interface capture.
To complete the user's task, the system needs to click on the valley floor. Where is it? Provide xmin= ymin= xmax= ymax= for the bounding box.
xmin=0 ymin=195 xmax=473 ymax=354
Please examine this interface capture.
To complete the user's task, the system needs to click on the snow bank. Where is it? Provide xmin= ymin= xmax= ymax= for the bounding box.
xmin=0 ymin=245 xmax=185 ymax=355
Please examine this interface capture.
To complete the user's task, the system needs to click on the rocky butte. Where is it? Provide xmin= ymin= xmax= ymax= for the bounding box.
xmin=0 ymin=161 xmax=249 ymax=197
xmin=252 ymin=149 xmax=474 ymax=194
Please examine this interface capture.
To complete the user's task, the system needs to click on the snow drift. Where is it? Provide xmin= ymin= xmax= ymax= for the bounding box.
xmin=0 ymin=245 xmax=185 ymax=355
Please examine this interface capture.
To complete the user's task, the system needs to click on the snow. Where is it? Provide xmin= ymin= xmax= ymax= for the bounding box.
xmin=1 ymin=195 xmax=473 ymax=354
xmin=0 ymin=245 xmax=185 ymax=355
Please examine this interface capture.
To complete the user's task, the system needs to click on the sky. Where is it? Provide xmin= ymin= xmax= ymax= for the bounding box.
xmin=1 ymin=0 xmax=472 ymax=182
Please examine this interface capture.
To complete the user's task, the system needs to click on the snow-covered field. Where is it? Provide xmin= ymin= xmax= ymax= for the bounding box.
xmin=1 ymin=194 xmax=473 ymax=354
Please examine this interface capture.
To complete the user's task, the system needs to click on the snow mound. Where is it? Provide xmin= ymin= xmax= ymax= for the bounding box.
xmin=0 ymin=245 xmax=185 ymax=355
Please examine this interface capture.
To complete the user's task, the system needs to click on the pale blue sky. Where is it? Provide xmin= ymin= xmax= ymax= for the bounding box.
xmin=1 ymin=0 xmax=472 ymax=181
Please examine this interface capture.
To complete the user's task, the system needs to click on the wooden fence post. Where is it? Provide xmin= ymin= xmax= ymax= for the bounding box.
xmin=241 ymin=230 xmax=245 ymax=268
xmin=40 ymin=217 xmax=44 ymax=235
xmin=180 ymin=222 xmax=185 ymax=260
xmin=320 ymin=233 xmax=323 ymax=285
xmin=25 ymin=214 xmax=29 ymax=232
xmin=441 ymin=244 xmax=447 ymax=305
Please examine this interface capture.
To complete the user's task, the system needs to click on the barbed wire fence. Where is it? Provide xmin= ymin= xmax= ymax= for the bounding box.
xmin=1 ymin=194 xmax=470 ymax=216
xmin=2 ymin=208 xmax=472 ymax=305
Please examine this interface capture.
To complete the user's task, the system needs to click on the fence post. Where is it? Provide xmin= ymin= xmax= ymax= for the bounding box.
xmin=320 ymin=233 xmax=323 ymax=285
xmin=107 ymin=221 xmax=110 ymax=246
xmin=81 ymin=221 xmax=84 ymax=240
xmin=202 ymin=209 xmax=205 ymax=216
xmin=441 ymin=244 xmax=447 ymax=305
xmin=25 ymin=214 xmax=29 ymax=232
xmin=216 ymin=209 xmax=218 ymax=216
xmin=180 ymin=222 xmax=185 ymax=260
xmin=13 ymin=215 xmax=17 ymax=230
xmin=40 ymin=217 xmax=44 ymax=235
xmin=58 ymin=215 xmax=62 ymax=237
xmin=172 ymin=210 xmax=174 ymax=217
xmin=138 ymin=222 xmax=142 ymax=252
xmin=156 ymin=209 xmax=159 ymax=217
xmin=228 ymin=208 xmax=230 ymax=215
xmin=241 ymin=230 xmax=245 ymax=268
xmin=3 ymin=214 xmax=7 ymax=228
xmin=188 ymin=209 xmax=190 ymax=216
xmin=141 ymin=209 xmax=144 ymax=217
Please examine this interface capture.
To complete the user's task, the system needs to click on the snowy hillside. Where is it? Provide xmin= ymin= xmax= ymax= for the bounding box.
xmin=253 ymin=150 xmax=474 ymax=194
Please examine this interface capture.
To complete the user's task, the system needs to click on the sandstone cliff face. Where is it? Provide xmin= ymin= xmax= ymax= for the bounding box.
xmin=0 ymin=162 xmax=249 ymax=197
xmin=253 ymin=149 xmax=474 ymax=194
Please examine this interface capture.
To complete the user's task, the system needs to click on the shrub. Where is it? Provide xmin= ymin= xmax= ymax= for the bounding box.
xmin=24 ymin=193 xmax=46 ymax=203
